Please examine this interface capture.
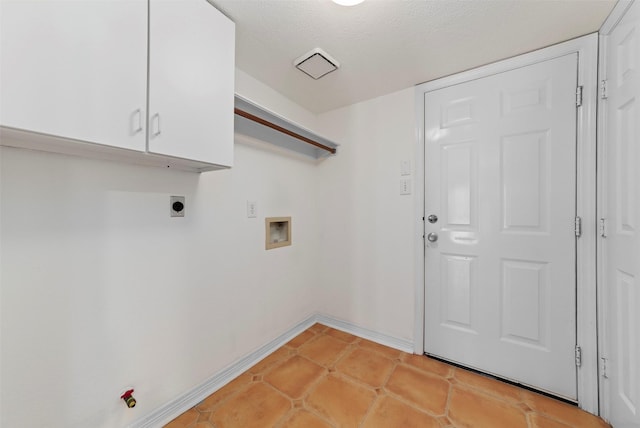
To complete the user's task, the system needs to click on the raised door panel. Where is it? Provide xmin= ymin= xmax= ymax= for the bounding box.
xmin=500 ymin=259 xmax=549 ymax=350
xmin=440 ymin=254 xmax=477 ymax=333
xmin=441 ymin=142 xmax=477 ymax=230
xmin=148 ymin=0 xmax=235 ymax=166
xmin=501 ymin=131 xmax=549 ymax=233
xmin=0 ymin=0 xmax=147 ymax=151
xmin=615 ymin=270 xmax=637 ymax=414
xmin=615 ymin=97 xmax=636 ymax=235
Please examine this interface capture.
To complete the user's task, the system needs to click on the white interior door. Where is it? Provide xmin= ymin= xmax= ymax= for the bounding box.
xmin=600 ymin=1 xmax=640 ymax=425
xmin=424 ymin=54 xmax=578 ymax=400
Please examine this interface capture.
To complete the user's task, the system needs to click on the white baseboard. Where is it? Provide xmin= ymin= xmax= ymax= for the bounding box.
xmin=130 ymin=313 xmax=414 ymax=428
xmin=315 ymin=314 xmax=414 ymax=354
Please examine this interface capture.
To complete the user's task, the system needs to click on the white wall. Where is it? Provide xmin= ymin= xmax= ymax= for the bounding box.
xmin=0 ymin=68 xmax=419 ymax=427
xmin=315 ymin=88 xmax=417 ymax=343
xmin=0 ymin=72 xmax=323 ymax=428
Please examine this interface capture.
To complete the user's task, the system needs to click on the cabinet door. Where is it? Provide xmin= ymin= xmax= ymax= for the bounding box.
xmin=0 ymin=0 xmax=147 ymax=151
xmin=148 ymin=0 xmax=235 ymax=166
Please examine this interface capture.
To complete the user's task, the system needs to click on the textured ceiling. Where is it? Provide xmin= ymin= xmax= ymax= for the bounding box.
xmin=211 ymin=0 xmax=616 ymax=113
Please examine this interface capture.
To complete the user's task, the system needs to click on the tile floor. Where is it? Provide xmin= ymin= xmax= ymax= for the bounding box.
xmin=164 ymin=324 xmax=610 ymax=428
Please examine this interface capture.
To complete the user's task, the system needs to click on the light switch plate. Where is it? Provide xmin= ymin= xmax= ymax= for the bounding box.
xmin=400 ymin=179 xmax=412 ymax=195
xmin=247 ymin=201 xmax=257 ymax=218
xmin=400 ymin=160 xmax=411 ymax=176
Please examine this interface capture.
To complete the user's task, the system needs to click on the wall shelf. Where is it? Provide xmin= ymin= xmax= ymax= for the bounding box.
xmin=234 ymin=95 xmax=338 ymax=159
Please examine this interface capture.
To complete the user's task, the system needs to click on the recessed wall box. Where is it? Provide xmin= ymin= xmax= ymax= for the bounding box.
xmin=265 ymin=217 xmax=291 ymax=250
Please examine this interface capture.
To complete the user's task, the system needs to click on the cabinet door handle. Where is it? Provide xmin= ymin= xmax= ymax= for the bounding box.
xmin=152 ymin=113 xmax=161 ymax=137
xmin=131 ymin=109 xmax=143 ymax=135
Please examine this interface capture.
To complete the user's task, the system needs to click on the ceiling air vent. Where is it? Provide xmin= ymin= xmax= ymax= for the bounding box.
xmin=294 ymin=48 xmax=340 ymax=80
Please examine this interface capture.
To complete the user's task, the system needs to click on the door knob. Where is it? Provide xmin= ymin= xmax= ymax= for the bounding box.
xmin=427 ymin=232 xmax=438 ymax=242
xmin=427 ymin=214 xmax=438 ymax=223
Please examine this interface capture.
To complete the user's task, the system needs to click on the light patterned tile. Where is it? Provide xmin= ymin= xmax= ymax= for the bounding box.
xmin=210 ymin=383 xmax=291 ymax=428
xmin=308 ymin=323 xmax=327 ymax=334
xmin=167 ymin=331 xmax=611 ymax=428
xmin=448 ymin=386 xmax=528 ymax=428
xmin=286 ymin=330 xmax=317 ymax=348
xmin=196 ymin=411 xmax=212 ymax=423
xmin=528 ymin=413 xmax=574 ymax=428
xmin=248 ymin=347 xmax=292 ymax=374
xmin=401 ymin=354 xmax=453 ymax=378
xmin=336 ymin=347 xmax=395 ymax=387
xmin=522 ymin=391 xmax=610 ymax=427
xmin=306 ymin=375 xmax=376 ymax=427
xmin=195 ymin=372 xmax=253 ymax=412
xmin=357 ymin=338 xmax=402 ymax=359
xmin=298 ymin=335 xmax=350 ymax=367
xmin=453 ymin=368 xmax=522 ymax=402
xmin=385 ymin=365 xmax=450 ymax=416
xmin=279 ymin=410 xmax=333 ymax=428
xmin=164 ymin=408 xmax=199 ymax=428
xmin=324 ymin=328 xmax=358 ymax=343
xmin=264 ymin=356 xmax=325 ymax=399
xmin=361 ymin=396 xmax=440 ymax=428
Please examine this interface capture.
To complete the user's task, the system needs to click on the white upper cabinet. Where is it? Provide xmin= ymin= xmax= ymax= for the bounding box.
xmin=0 ymin=0 xmax=235 ymax=171
xmin=148 ymin=0 xmax=235 ymax=166
xmin=0 ymin=0 xmax=148 ymax=152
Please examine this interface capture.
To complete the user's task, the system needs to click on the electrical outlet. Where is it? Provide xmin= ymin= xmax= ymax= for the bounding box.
xmin=170 ymin=196 xmax=185 ymax=217
xmin=247 ymin=201 xmax=257 ymax=218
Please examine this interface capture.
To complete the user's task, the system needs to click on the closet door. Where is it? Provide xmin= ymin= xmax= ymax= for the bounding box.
xmin=600 ymin=1 xmax=640 ymax=426
xmin=147 ymin=0 xmax=235 ymax=166
xmin=0 ymin=0 xmax=147 ymax=151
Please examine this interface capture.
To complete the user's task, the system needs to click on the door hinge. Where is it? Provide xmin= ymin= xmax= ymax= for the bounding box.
xmin=575 ymin=216 xmax=582 ymax=238
xmin=601 ymin=357 xmax=608 ymax=378
xmin=576 ymin=86 xmax=583 ymax=107
xmin=600 ymin=80 xmax=608 ymax=100
xmin=575 ymin=345 xmax=582 ymax=367
xmin=599 ymin=218 xmax=607 ymax=238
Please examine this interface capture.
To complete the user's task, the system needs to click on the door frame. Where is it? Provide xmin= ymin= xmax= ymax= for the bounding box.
xmin=597 ymin=0 xmax=637 ymax=422
xmin=413 ymin=34 xmax=600 ymax=413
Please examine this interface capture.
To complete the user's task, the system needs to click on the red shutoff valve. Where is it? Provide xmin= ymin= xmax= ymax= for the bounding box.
xmin=121 ymin=389 xmax=136 ymax=408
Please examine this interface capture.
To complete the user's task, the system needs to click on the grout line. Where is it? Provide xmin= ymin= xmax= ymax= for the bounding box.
xmin=357 ymin=394 xmax=382 ymax=428
xmin=303 ymin=401 xmax=337 ymax=428
xmin=525 ymin=411 xmax=533 ymax=428
xmin=381 ymin=355 xmax=401 ymax=386
xmin=444 ymin=379 xmax=454 ymax=425
xmin=329 ymin=340 xmax=358 ymax=369
xmin=271 ymin=402 xmax=295 ymax=428
xmin=382 ymin=387 xmax=445 ymax=419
